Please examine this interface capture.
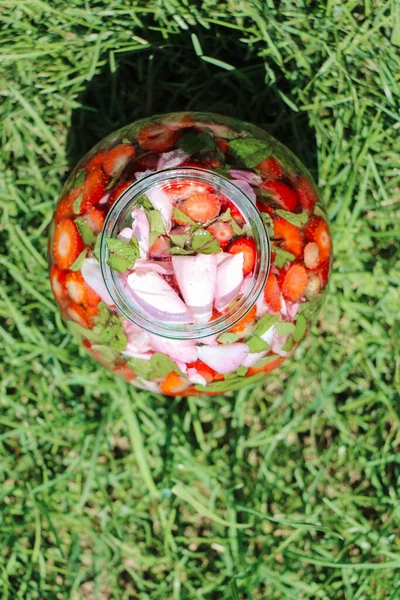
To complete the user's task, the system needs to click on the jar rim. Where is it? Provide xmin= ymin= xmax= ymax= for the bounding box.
xmin=100 ymin=167 xmax=270 ymax=340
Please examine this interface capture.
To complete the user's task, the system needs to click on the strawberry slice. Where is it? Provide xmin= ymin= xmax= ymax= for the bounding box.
xmin=278 ymin=263 xmax=308 ymax=301
xmin=187 ymin=360 xmax=216 ymax=383
xmin=84 ymin=207 xmax=105 ymax=235
xmin=149 ymin=235 xmax=170 ymax=258
xmin=113 ymin=363 xmax=136 ymax=383
xmin=263 ymin=272 xmax=281 ymax=312
xmin=262 ymin=180 xmax=298 ymax=212
xmin=256 ymin=199 xmax=275 ymax=217
xmin=85 ymin=150 xmax=108 ymax=172
xmin=137 ymin=123 xmax=180 ymax=153
xmin=103 ymin=144 xmax=136 ymax=177
xmin=228 ymin=237 xmax=257 ymax=276
xmin=305 ymin=272 xmax=321 ymax=297
xmin=50 ymin=265 xmax=68 ymax=303
xmin=78 ymin=167 xmax=108 ymax=214
xmin=132 ymin=153 xmax=159 ymax=171
xmin=54 ymin=186 xmax=83 ymax=224
xmin=229 ymin=305 xmax=257 ymax=333
xmin=53 ymin=218 xmax=84 ymax=270
xmin=247 ymin=354 xmax=286 ymax=376
xmin=257 ymin=157 xmax=282 ymax=179
xmin=303 ymin=242 xmax=320 ymax=269
xmin=66 ymin=271 xmax=101 ymax=307
xmin=108 ymin=180 xmax=134 ymax=209
xmin=304 ymin=216 xmax=332 ymax=264
xmin=216 ymin=138 xmax=229 ymax=153
xmin=273 ymin=216 xmax=304 ymax=258
xmin=295 ymin=175 xmax=318 ymax=215
xmin=66 ymin=302 xmax=98 ymax=329
xmin=185 ymin=191 xmax=221 ymax=222
xmin=206 ymin=221 xmax=233 ymax=248
xmin=160 ymin=371 xmax=189 ymax=395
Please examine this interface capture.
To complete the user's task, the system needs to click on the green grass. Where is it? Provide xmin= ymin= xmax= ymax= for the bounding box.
xmin=1 ymin=1 xmax=400 ymax=598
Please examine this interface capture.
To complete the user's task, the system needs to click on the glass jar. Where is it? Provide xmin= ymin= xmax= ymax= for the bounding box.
xmin=49 ymin=112 xmax=332 ymax=396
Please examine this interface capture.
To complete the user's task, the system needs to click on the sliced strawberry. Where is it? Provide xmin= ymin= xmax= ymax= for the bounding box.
xmin=229 ymin=305 xmax=257 ymax=333
xmin=221 ymin=199 xmax=246 ymax=226
xmin=247 ymin=354 xmax=286 ymax=376
xmin=206 ymin=221 xmax=233 ymax=248
xmin=108 ymin=180 xmax=134 ymax=209
xmin=318 ymin=260 xmax=330 ymax=289
xmin=85 ymin=150 xmax=108 ymax=172
xmin=66 ymin=302 xmax=98 ymax=329
xmin=305 ymin=216 xmax=332 ymax=265
xmin=132 ymin=153 xmax=159 ymax=171
xmin=78 ymin=167 xmax=108 ymax=214
xmin=210 ymin=308 xmax=221 ymax=322
xmin=228 ymin=238 xmax=257 ymax=276
xmin=103 ymin=144 xmax=136 ymax=177
xmin=257 ymin=157 xmax=282 ymax=179
xmin=216 ymin=138 xmax=229 ymax=153
xmin=263 ymin=272 xmax=281 ymax=312
xmin=262 ymin=180 xmax=298 ymax=212
xmin=295 ymin=175 xmax=318 ymax=215
xmin=187 ymin=360 xmax=216 ymax=383
xmin=84 ymin=207 xmax=105 ymax=235
xmin=149 ymin=235 xmax=170 ymax=259
xmin=303 ymin=242 xmax=320 ymax=269
xmin=185 ymin=191 xmax=221 ymax=223
xmin=160 ymin=371 xmax=189 ymax=395
xmin=66 ymin=271 xmax=101 ymax=307
xmin=256 ymin=199 xmax=275 ymax=217
xmin=113 ymin=363 xmax=136 ymax=382
xmin=172 ymin=202 xmax=190 ymax=225
xmin=55 ymin=186 xmax=83 ymax=224
xmin=137 ymin=123 xmax=180 ymax=153
xmin=278 ymin=263 xmax=308 ymax=301
xmin=273 ymin=216 xmax=304 ymax=258
xmin=53 ymin=218 xmax=84 ymax=270
xmin=305 ymin=272 xmax=321 ymax=297
xmin=179 ymin=160 xmax=210 ymax=170
xmin=50 ymin=265 xmax=68 ymax=303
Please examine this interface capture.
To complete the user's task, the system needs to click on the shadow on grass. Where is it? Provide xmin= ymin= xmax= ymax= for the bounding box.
xmin=67 ymin=26 xmax=317 ymax=178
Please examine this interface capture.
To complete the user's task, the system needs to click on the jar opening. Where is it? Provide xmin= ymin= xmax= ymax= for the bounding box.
xmin=100 ymin=168 xmax=270 ymax=340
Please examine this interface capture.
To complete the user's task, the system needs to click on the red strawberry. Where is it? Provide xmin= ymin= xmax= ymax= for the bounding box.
xmin=305 ymin=272 xmax=321 ymax=297
xmin=256 ymin=199 xmax=275 ymax=217
xmin=303 ymin=242 xmax=320 ymax=269
xmin=85 ymin=150 xmax=108 ymax=172
xmin=53 ymin=219 xmax=84 ymax=270
xmin=247 ymin=354 xmax=286 ymax=376
xmin=216 ymin=138 xmax=229 ymax=153
xmin=185 ymin=191 xmax=221 ymax=223
xmin=305 ymin=216 xmax=332 ymax=264
xmin=65 ymin=271 xmax=101 ymax=307
xmin=295 ymin=175 xmax=318 ymax=215
xmin=187 ymin=360 xmax=216 ymax=383
xmin=229 ymin=305 xmax=257 ymax=333
xmin=257 ymin=157 xmax=282 ymax=179
xmin=103 ymin=144 xmax=136 ymax=176
xmin=207 ymin=221 xmax=233 ymax=248
xmin=278 ymin=263 xmax=308 ymax=301
xmin=221 ymin=199 xmax=246 ymax=225
xmin=108 ymin=180 xmax=134 ymax=209
xmin=160 ymin=371 xmax=189 ymax=395
xmin=263 ymin=272 xmax=281 ymax=312
xmin=66 ymin=302 xmax=98 ymax=329
xmin=84 ymin=207 xmax=105 ymax=235
xmin=149 ymin=235 xmax=170 ymax=258
xmin=137 ymin=123 xmax=180 ymax=153
xmin=273 ymin=216 xmax=304 ymax=258
xmin=79 ymin=167 xmax=109 ymax=213
xmin=113 ymin=363 xmax=136 ymax=383
xmin=54 ymin=186 xmax=83 ymax=223
xmin=262 ymin=180 xmax=298 ymax=212
xmin=318 ymin=260 xmax=330 ymax=289
xmin=50 ymin=265 xmax=68 ymax=303
xmin=132 ymin=153 xmax=159 ymax=171
xmin=228 ymin=237 xmax=257 ymax=276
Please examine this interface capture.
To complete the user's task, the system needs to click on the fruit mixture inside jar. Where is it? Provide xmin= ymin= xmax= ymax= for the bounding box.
xmin=49 ymin=112 xmax=332 ymax=395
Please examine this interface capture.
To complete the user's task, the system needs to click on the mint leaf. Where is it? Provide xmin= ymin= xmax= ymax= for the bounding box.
xmin=75 ymin=216 xmax=96 ymax=246
xmin=219 ymin=208 xmax=244 ymax=236
xmin=178 ymin=131 xmax=217 ymax=155
xmin=275 ymin=322 xmax=295 ymax=337
xmin=168 ymin=247 xmax=194 ymax=255
xmin=282 ymin=336 xmax=294 ymax=352
xmin=148 ymin=209 xmax=166 ymax=246
xmin=251 ymin=354 xmax=280 ymax=370
xmin=92 ymin=309 xmax=127 ymax=352
xmin=217 ymin=332 xmax=241 ymax=344
xmin=169 ymin=233 xmax=191 ymax=248
xmin=126 ymin=357 xmax=153 ymax=379
xmin=64 ymin=169 xmax=86 ymax=195
xmin=293 ymin=314 xmax=307 ymax=342
xmin=260 ymin=211 xmax=274 ymax=237
xmin=70 ymin=248 xmax=88 ymax=271
xmin=229 ymin=138 xmax=272 ymax=168
xmin=253 ymin=314 xmax=278 ymax=337
xmin=93 ymin=233 xmax=102 ymax=260
xmin=236 ymin=366 xmax=248 ymax=377
xmin=91 ymin=344 xmax=119 ymax=363
xmin=275 ymin=210 xmax=308 ymax=227
xmin=194 ymin=371 xmax=265 ymax=393
xmin=105 ymin=236 xmax=140 ymax=273
xmin=72 ymin=191 xmax=83 ymax=214
xmin=148 ymin=353 xmax=183 ymax=379
xmin=136 ymin=195 xmax=154 ymax=211
xmin=173 ymin=207 xmax=196 ymax=226
xmin=191 ymin=229 xmax=221 ymax=254
xmin=273 ymin=246 xmax=296 ymax=269
xmin=246 ymin=336 xmax=270 ymax=353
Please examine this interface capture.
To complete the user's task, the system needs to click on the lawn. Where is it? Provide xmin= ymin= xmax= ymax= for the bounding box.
xmin=1 ymin=0 xmax=400 ymax=598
